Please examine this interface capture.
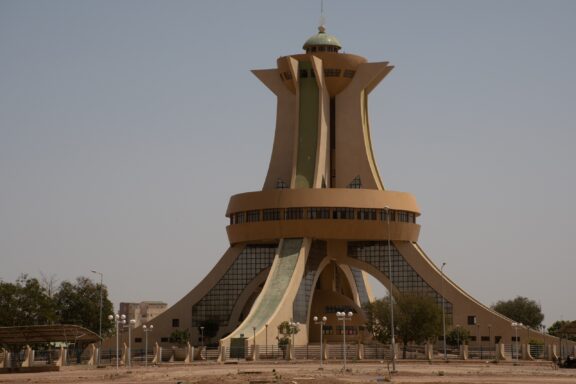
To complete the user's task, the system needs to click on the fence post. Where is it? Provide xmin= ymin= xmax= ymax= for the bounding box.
xmin=495 ymin=342 xmax=507 ymax=361
xmin=87 ymin=343 xmax=97 ymax=366
xmin=357 ymin=342 xmax=364 ymax=360
xmin=21 ymin=345 xmax=33 ymax=367
xmin=217 ymin=345 xmax=226 ymax=363
xmin=460 ymin=344 xmax=469 ymax=360
xmin=523 ymin=344 xmax=534 ymax=361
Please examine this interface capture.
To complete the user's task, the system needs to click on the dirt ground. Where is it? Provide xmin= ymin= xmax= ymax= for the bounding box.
xmin=1 ymin=361 xmax=575 ymax=384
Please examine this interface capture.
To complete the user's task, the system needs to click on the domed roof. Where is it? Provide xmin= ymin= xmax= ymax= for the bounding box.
xmin=303 ymin=25 xmax=342 ymax=50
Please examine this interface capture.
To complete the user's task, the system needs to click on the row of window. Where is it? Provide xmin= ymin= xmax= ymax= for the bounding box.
xmin=305 ymin=45 xmax=340 ymax=53
xmin=280 ymin=68 xmax=356 ymax=82
xmin=230 ymin=207 xmax=416 ymax=225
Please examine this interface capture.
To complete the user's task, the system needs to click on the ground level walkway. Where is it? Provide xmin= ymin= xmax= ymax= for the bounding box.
xmin=1 ymin=360 xmax=575 ymax=384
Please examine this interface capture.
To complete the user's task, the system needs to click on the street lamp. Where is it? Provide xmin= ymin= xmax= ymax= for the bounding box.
xmin=107 ymin=313 xmax=126 ymax=369
xmin=265 ymin=323 xmax=269 ymax=359
xmin=142 ymin=324 xmax=153 ymax=367
xmin=288 ymin=321 xmax=300 ymax=348
xmin=313 ymin=315 xmax=327 ymax=368
xmin=90 ymin=270 xmax=103 ymax=364
xmin=441 ymin=262 xmax=447 ymax=360
xmin=336 ymin=311 xmax=353 ymax=371
xmin=455 ymin=324 xmax=460 ymax=349
xmin=125 ymin=318 xmax=136 ymax=367
xmin=384 ymin=206 xmax=396 ymax=373
xmin=252 ymin=326 xmax=256 ymax=357
xmin=512 ymin=322 xmax=523 ymax=361
xmin=200 ymin=326 xmax=205 ymax=359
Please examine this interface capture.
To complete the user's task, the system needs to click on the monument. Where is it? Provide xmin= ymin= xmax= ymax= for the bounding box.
xmin=130 ymin=24 xmax=556 ymax=355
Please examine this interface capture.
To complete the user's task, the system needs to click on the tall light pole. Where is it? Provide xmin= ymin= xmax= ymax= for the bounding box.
xmin=384 ymin=206 xmax=396 ymax=372
xmin=108 ymin=313 xmax=126 ymax=369
xmin=143 ymin=324 xmax=153 ymax=367
xmin=200 ymin=326 xmax=204 ymax=359
xmin=91 ymin=270 xmax=103 ymax=364
xmin=336 ymin=311 xmax=353 ymax=372
xmin=125 ymin=318 xmax=135 ymax=367
xmin=313 ymin=315 xmax=327 ymax=368
xmin=441 ymin=262 xmax=447 ymax=360
xmin=265 ymin=323 xmax=268 ymax=359
xmin=512 ymin=322 xmax=523 ymax=361
xmin=252 ymin=326 xmax=256 ymax=357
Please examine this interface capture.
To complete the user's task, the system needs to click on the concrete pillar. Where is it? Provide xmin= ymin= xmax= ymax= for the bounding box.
xmin=495 ymin=343 xmax=507 ymax=361
xmin=87 ymin=343 xmax=97 ymax=366
xmin=217 ymin=345 xmax=226 ymax=363
xmin=286 ymin=343 xmax=294 ymax=360
xmin=0 ymin=348 xmax=11 ymax=368
xmin=424 ymin=343 xmax=434 ymax=361
xmin=184 ymin=342 xmax=192 ymax=363
xmin=547 ymin=344 xmax=559 ymax=362
xmin=522 ymin=344 xmax=534 ymax=361
xmin=356 ymin=342 xmax=364 ymax=360
xmin=151 ymin=342 xmax=160 ymax=365
xmin=459 ymin=344 xmax=469 ymax=360
xmin=21 ymin=345 xmax=33 ymax=367
xmin=322 ymin=341 xmax=329 ymax=361
xmin=120 ymin=342 xmax=128 ymax=366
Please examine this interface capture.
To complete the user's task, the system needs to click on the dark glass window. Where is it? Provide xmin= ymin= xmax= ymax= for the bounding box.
xmin=135 ymin=337 xmax=142 ymax=343
xmin=191 ymin=244 xmax=278 ymax=326
xmin=160 ymin=337 xmax=169 ymax=343
xmin=299 ymin=69 xmax=308 ymax=78
xmin=357 ymin=209 xmax=377 ymax=220
xmin=324 ymin=68 xmax=341 ymax=77
xmin=380 ymin=209 xmax=395 ymax=222
xmin=333 ymin=208 xmax=354 ymax=219
xmin=172 ymin=318 xmax=180 ymax=327
xmin=233 ymin=212 xmax=245 ymax=224
xmin=246 ymin=210 xmax=260 ymax=222
xmin=467 ymin=315 xmax=477 ymax=325
xmin=343 ymin=69 xmax=355 ymax=78
xmin=285 ymin=208 xmax=303 ymax=220
xmin=348 ymin=241 xmax=453 ymax=323
xmin=263 ymin=209 xmax=281 ymax=221
xmin=308 ymin=207 xmax=330 ymax=219
xmin=397 ymin=211 xmax=409 ymax=222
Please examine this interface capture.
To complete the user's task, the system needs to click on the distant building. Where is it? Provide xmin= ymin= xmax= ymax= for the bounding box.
xmin=119 ymin=301 xmax=167 ymax=327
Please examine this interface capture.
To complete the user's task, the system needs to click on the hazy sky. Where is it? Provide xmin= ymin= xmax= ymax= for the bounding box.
xmin=1 ymin=1 xmax=575 ymax=326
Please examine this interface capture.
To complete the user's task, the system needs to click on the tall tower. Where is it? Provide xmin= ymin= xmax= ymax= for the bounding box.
xmin=134 ymin=25 xmax=556 ymax=354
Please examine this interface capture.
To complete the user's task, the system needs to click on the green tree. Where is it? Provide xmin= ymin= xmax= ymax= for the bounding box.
xmin=363 ymin=297 xmax=392 ymax=343
xmin=53 ymin=276 xmax=114 ymax=336
xmin=364 ymin=294 xmax=442 ymax=359
xmin=169 ymin=329 xmax=190 ymax=347
xmin=0 ymin=274 xmax=56 ymax=326
xmin=491 ymin=296 xmax=544 ymax=329
xmin=395 ymin=294 xmax=442 ymax=359
xmin=548 ymin=320 xmax=576 ymax=341
xmin=446 ymin=326 xmax=470 ymax=346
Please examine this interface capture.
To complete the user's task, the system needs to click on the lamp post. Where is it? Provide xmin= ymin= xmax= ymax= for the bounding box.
xmin=252 ymin=326 xmax=256 ymax=358
xmin=107 ymin=313 xmax=126 ymax=369
xmin=90 ymin=270 xmax=103 ymax=364
xmin=142 ymin=324 xmax=153 ymax=367
xmin=441 ymin=262 xmax=447 ymax=360
xmin=265 ymin=323 xmax=268 ymax=358
xmin=336 ymin=311 xmax=353 ymax=371
xmin=488 ymin=324 xmax=492 ymax=358
xmin=125 ymin=319 xmax=136 ymax=367
xmin=512 ymin=322 xmax=523 ymax=361
xmin=200 ymin=326 xmax=205 ymax=359
xmin=455 ymin=324 xmax=460 ymax=349
xmin=384 ymin=206 xmax=396 ymax=373
xmin=313 ymin=315 xmax=327 ymax=368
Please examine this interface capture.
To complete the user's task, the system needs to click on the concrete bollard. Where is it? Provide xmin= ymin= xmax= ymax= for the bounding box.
xmin=495 ymin=342 xmax=507 ymax=361
xmin=424 ymin=343 xmax=434 ymax=361
xmin=460 ymin=344 xmax=469 ymax=360
xmin=151 ymin=342 xmax=160 ymax=365
xmin=21 ymin=345 xmax=33 ymax=367
xmin=87 ymin=343 xmax=97 ymax=366
xmin=522 ymin=344 xmax=534 ymax=361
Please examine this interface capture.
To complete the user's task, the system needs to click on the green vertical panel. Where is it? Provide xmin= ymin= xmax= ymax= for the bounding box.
xmin=295 ymin=61 xmax=319 ymax=189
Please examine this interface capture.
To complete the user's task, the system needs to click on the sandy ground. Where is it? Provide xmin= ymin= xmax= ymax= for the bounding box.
xmin=1 ymin=361 xmax=575 ymax=384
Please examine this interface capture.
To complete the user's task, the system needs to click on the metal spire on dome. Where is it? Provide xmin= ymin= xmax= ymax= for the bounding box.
xmin=319 ymin=0 xmax=326 ymax=32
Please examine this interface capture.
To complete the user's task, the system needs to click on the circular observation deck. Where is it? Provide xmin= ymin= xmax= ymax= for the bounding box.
xmin=226 ymin=189 xmax=421 ymax=245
